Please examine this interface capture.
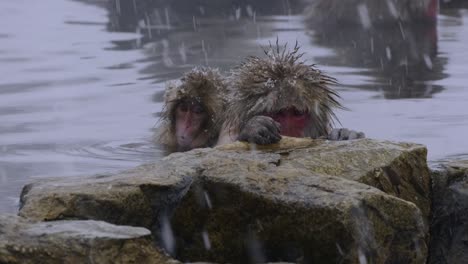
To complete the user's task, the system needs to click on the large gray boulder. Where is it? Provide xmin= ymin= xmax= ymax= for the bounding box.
xmin=0 ymin=214 xmax=178 ymax=264
xmin=429 ymin=160 xmax=468 ymax=264
xmin=19 ymin=163 xmax=193 ymax=228
xmin=17 ymin=138 xmax=431 ymax=263
xmin=170 ymin=160 xmax=426 ymax=263
xmin=218 ymin=137 xmax=431 ymax=219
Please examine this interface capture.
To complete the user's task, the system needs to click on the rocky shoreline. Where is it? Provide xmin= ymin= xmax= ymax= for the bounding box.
xmin=1 ymin=137 xmax=466 ymax=263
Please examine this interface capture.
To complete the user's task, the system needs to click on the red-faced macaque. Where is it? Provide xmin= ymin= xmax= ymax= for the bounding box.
xmin=217 ymin=42 xmax=364 ymax=145
xmin=155 ymin=67 xmax=227 ymax=153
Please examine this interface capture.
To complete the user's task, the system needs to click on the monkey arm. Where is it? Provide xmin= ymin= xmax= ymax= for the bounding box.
xmin=237 ymin=116 xmax=282 ymax=145
xmin=216 ymin=124 xmax=239 ymax=145
xmin=327 ymin=128 xmax=365 ymax=141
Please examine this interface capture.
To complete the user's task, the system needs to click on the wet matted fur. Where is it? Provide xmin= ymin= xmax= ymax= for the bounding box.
xmin=224 ymin=42 xmax=344 ymax=138
xmin=155 ymin=67 xmax=227 ymax=152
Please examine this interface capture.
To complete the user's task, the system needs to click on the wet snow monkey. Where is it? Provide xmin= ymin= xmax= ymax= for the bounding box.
xmin=155 ymin=67 xmax=227 ymax=153
xmin=217 ymin=42 xmax=364 ymax=145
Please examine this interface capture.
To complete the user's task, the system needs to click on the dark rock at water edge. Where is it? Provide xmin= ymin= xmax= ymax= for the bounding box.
xmin=429 ymin=160 xmax=468 ymax=264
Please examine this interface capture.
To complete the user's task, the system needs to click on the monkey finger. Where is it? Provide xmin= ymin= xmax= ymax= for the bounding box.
xmin=270 ymin=133 xmax=282 ymax=143
xmin=348 ymin=130 xmax=358 ymax=140
xmin=261 ymin=128 xmax=281 ymax=144
xmin=266 ymin=125 xmax=281 ymax=138
xmin=340 ymin=128 xmax=351 ymax=140
xmin=329 ymin=128 xmax=366 ymax=141
xmin=240 ymin=127 xmax=267 ymax=144
xmin=256 ymin=116 xmax=275 ymax=126
xmin=259 ymin=128 xmax=281 ymax=144
xmin=261 ymin=117 xmax=281 ymax=132
xmin=238 ymin=115 xmax=282 ymax=144
xmin=347 ymin=130 xmax=365 ymax=140
xmin=273 ymin=120 xmax=281 ymax=134
xmin=265 ymin=126 xmax=281 ymax=143
xmin=252 ymin=133 xmax=270 ymax=145
xmin=261 ymin=118 xmax=281 ymax=135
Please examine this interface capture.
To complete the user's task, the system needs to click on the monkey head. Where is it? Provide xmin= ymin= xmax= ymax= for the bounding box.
xmin=225 ymin=43 xmax=344 ymax=140
xmin=156 ymin=67 xmax=226 ymax=152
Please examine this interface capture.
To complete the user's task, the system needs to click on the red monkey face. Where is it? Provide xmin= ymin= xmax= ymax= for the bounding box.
xmin=175 ymin=100 xmax=208 ymax=150
xmin=266 ymin=107 xmax=310 ymax=138
xmin=425 ymin=0 xmax=438 ymax=21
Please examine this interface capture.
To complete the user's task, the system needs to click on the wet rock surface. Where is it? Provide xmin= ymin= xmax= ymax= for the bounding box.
xmin=429 ymin=160 xmax=468 ymax=264
xmin=218 ymin=137 xmax=431 ymax=220
xmin=171 ymin=164 xmax=426 ymax=263
xmin=0 ymin=214 xmax=178 ymax=264
xmin=15 ymin=138 xmax=431 ymax=263
xmin=19 ymin=163 xmax=193 ymax=228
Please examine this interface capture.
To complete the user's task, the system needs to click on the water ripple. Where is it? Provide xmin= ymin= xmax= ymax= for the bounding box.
xmin=1 ymin=140 xmax=163 ymax=165
xmin=56 ymin=140 xmax=162 ymax=163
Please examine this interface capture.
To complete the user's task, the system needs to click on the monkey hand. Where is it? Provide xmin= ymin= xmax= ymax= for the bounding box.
xmin=237 ymin=116 xmax=282 ymax=145
xmin=328 ymin=128 xmax=365 ymax=141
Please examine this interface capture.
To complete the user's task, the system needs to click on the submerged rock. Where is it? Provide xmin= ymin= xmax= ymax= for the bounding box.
xmin=0 ymin=214 xmax=178 ymax=264
xmin=18 ymin=138 xmax=431 ymax=263
xmin=429 ymin=160 xmax=468 ymax=264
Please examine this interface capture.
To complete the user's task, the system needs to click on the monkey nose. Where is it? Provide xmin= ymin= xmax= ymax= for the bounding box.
xmin=183 ymin=113 xmax=193 ymax=128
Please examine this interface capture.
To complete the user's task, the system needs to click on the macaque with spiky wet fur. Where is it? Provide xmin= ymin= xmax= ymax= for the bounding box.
xmin=155 ymin=67 xmax=227 ymax=153
xmin=217 ymin=43 xmax=364 ymax=145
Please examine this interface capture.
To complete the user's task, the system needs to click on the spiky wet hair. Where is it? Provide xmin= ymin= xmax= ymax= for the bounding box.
xmin=162 ymin=67 xmax=226 ymax=123
xmin=225 ymin=42 xmax=343 ymax=137
xmin=156 ymin=67 xmax=227 ymax=150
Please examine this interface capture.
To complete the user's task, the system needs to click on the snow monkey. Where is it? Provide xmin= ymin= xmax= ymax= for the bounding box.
xmin=217 ymin=42 xmax=364 ymax=145
xmin=155 ymin=67 xmax=227 ymax=153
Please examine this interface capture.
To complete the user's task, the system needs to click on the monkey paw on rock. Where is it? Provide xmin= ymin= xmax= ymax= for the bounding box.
xmin=237 ymin=116 xmax=282 ymax=145
xmin=327 ymin=128 xmax=365 ymax=141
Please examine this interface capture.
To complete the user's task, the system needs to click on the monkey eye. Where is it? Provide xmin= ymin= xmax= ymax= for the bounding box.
xmin=293 ymin=108 xmax=306 ymax=116
xmin=191 ymin=104 xmax=205 ymax=114
xmin=276 ymin=109 xmax=286 ymax=117
xmin=178 ymin=103 xmax=189 ymax=112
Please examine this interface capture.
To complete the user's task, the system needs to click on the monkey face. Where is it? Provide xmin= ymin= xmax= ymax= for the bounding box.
xmin=265 ymin=107 xmax=311 ymax=138
xmin=175 ymin=100 xmax=209 ymax=151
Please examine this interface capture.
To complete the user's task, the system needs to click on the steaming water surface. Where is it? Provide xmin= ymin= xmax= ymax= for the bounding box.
xmin=0 ymin=0 xmax=467 ymax=213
